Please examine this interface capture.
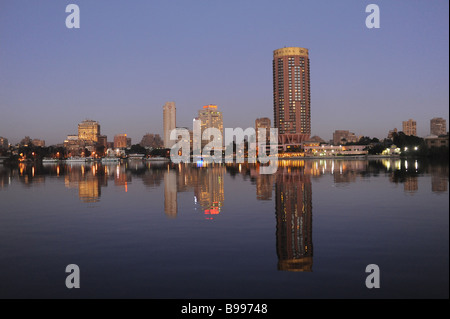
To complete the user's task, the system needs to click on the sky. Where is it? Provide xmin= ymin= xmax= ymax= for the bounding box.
xmin=0 ymin=0 xmax=448 ymax=145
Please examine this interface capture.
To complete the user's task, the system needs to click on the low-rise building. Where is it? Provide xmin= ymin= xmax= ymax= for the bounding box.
xmin=424 ymin=134 xmax=449 ymax=148
xmin=303 ymin=144 xmax=368 ymax=156
xmin=333 ymin=130 xmax=358 ymax=145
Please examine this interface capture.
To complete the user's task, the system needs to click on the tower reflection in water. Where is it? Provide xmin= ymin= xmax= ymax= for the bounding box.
xmin=164 ymin=167 xmax=177 ymax=218
xmin=163 ymin=163 xmax=225 ymax=220
xmin=274 ymin=165 xmax=313 ymax=272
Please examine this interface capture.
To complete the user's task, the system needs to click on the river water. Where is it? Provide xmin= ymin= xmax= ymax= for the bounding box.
xmin=0 ymin=158 xmax=448 ymax=299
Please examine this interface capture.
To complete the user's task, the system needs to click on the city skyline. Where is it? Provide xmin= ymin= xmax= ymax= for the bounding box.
xmin=1 ymin=1 xmax=448 ymax=145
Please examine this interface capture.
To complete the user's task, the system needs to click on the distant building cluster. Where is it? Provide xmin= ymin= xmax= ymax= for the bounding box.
xmin=162 ymin=102 xmax=225 ymax=150
xmin=63 ymin=119 xmax=105 ymax=157
xmin=384 ymin=117 xmax=448 ymax=149
xmin=18 ymin=136 xmax=45 ymax=147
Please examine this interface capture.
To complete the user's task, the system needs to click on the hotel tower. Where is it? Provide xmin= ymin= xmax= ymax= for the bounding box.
xmin=273 ymin=47 xmax=311 ymax=145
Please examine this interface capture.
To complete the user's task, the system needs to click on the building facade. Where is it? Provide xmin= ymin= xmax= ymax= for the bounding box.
xmin=114 ymin=134 xmax=130 ymax=149
xmin=303 ymin=143 xmax=368 ymax=156
xmin=198 ymin=105 xmax=224 ymax=148
xmin=163 ymin=102 xmax=176 ymax=149
xmin=98 ymin=135 xmax=108 ymax=149
xmin=78 ymin=119 xmax=100 ymax=142
xmin=424 ymin=135 xmax=449 ymax=148
xmin=430 ymin=117 xmax=447 ymax=136
xmin=402 ymin=119 xmax=417 ymax=136
xmin=255 ymin=117 xmax=271 ymax=144
xmin=332 ymin=130 xmax=358 ymax=145
xmin=273 ymin=47 xmax=311 ymax=139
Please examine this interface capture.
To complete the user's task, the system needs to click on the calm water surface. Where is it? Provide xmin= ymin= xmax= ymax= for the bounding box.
xmin=0 ymin=158 xmax=448 ymax=299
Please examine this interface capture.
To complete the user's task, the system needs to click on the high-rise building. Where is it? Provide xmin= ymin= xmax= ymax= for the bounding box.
xmin=273 ymin=47 xmax=311 ymax=143
xmin=163 ymin=102 xmax=176 ymax=149
xmin=78 ymin=119 xmax=100 ymax=142
xmin=430 ymin=117 xmax=447 ymax=136
xmin=198 ymin=105 xmax=224 ymax=147
xmin=402 ymin=119 xmax=417 ymax=136
xmin=255 ymin=117 xmax=271 ymax=144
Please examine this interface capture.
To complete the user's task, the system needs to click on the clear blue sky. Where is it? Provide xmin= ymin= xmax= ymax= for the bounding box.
xmin=1 ymin=0 xmax=448 ymax=145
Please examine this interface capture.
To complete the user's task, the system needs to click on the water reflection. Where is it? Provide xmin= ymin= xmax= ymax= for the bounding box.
xmin=1 ymin=159 xmax=448 ymax=198
xmin=0 ymin=159 xmax=448 ymax=274
xmin=64 ymin=163 xmax=107 ymax=203
xmin=275 ymin=166 xmax=313 ymax=271
xmin=163 ymin=164 xmax=225 ymax=220
xmin=164 ymin=168 xmax=177 ymax=218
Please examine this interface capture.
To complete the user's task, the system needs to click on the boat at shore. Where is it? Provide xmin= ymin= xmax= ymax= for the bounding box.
xmin=146 ymin=157 xmax=169 ymax=162
xmin=64 ymin=157 xmax=87 ymax=163
xmin=42 ymin=158 xmax=59 ymax=163
xmin=101 ymin=157 xmax=120 ymax=163
xmin=127 ymin=154 xmax=145 ymax=161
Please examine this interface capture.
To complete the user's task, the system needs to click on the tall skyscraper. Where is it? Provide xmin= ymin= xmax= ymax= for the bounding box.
xmin=198 ymin=105 xmax=224 ymax=147
xmin=273 ymin=47 xmax=311 ymax=143
xmin=78 ymin=119 xmax=100 ymax=142
xmin=402 ymin=119 xmax=417 ymax=136
xmin=163 ymin=102 xmax=176 ymax=149
xmin=430 ymin=117 xmax=447 ymax=136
